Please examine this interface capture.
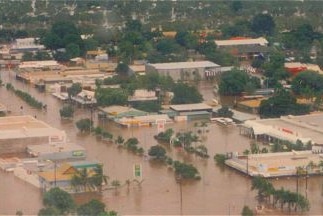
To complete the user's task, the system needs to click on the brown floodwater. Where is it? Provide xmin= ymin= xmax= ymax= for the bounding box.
xmin=0 ymin=70 xmax=322 ymax=215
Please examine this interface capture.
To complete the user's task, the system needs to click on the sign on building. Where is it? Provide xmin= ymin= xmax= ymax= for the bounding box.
xmin=156 ymin=119 xmax=166 ymax=133
xmin=133 ymin=163 xmax=142 ymax=179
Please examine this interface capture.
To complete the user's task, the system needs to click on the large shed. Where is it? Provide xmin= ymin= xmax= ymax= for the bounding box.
xmin=0 ymin=115 xmax=66 ymax=154
xmin=145 ymin=61 xmax=221 ymax=81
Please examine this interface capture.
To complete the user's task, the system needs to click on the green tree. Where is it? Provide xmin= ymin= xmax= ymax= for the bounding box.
xmin=154 ymin=128 xmax=174 ymax=143
xmin=95 ymin=88 xmax=128 ymax=107
xmin=42 ymin=188 xmax=75 ymax=215
xmin=214 ymin=154 xmax=227 ymax=166
xmin=38 ymin=207 xmax=61 ymax=216
xmin=251 ymin=14 xmax=275 ymax=35
xmin=59 ymin=105 xmax=74 ymax=119
xmin=259 ymin=89 xmax=311 ymax=118
xmin=217 ymin=106 xmax=233 ymax=118
xmin=173 ymin=161 xmax=200 ymax=180
xmin=241 ymin=205 xmax=254 ymax=216
xmin=291 ymin=70 xmax=323 ymax=96
xmin=67 ymin=83 xmax=82 ymax=99
xmin=171 ymin=82 xmax=203 ymax=104
xmin=66 ymin=43 xmax=81 ymax=58
xmin=218 ymin=68 xmax=249 ymax=96
xmin=76 ymin=118 xmax=93 ymax=133
xmin=71 ymin=168 xmax=95 ymax=192
xmin=148 ymin=145 xmax=167 ymax=160
xmin=115 ymin=62 xmax=129 ymax=77
xmin=77 ymin=199 xmax=107 ymax=216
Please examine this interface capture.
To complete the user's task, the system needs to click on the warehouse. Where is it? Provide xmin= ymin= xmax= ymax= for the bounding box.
xmin=0 ymin=115 xmax=66 ymax=154
xmin=145 ymin=61 xmax=221 ymax=81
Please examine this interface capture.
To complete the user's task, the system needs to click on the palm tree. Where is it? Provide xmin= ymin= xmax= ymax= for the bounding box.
xmin=71 ymin=168 xmax=95 ymax=192
xmin=111 ymin=180 xmax=121 ymax=195
xmin=91 ymin=164 xmax=109 ymax=192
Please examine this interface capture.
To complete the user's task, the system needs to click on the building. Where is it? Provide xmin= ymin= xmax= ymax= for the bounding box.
xmin=128 ymin=89 xmax=158 ymax=103
xmin=145 ymin=61 xmax=221 ymax=81
xmin=27 ymin=143 xmax=86 ymax=161
xmin=284 ymin=62 xmax=323 ymax=76
xmin=11 ymin=38 xmax=45 ymax=51
xmin=98 ymin=105 xmax=148 ymax=121
xmin=128 ymin=64 xmax=146 ymax=75
xmin=170 ymin=103 xmax=213 ymax=121
xmin=225 ymin=151 xmax=323 ymax=178
xmin=240 ymin=113 xmax=323 ymax=146
xmin=236 ymin=98 xmax=265 ymax=114
xmin=18 ymin=60 xmax=63 ymax=72
xmin=117 ymin=114 xmax=172 ymax=127
xmin=215 ymin=37 xmax=270 ymax=61
xmin=212 ymin=106 xmax=258 ymax=123
xmin=0 ymin=115 xmax=66 ymax=154
xmin=38 ymin=161 xmax=102 ymax=192
xmin=71 ymin=90 xmax=96 ymax=106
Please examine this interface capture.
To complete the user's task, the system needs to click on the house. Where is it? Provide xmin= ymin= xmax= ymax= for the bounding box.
xmin=145 ymin=61 xmax=221 ymax=81
xmin=215 ymin=37 xmax=270 ymax=61
xmin=38 ymin=161 xmax=102 ymax=192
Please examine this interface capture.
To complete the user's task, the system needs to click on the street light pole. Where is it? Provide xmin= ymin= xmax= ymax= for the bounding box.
xmin=176 ymin=175 xmax=183 ymax=215
xmin=54 ymin=160 xmax=57 ymax=187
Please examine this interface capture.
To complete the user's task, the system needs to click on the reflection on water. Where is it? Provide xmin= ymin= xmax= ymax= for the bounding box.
xmin=0 ymin=70 xmax=322 ymax=215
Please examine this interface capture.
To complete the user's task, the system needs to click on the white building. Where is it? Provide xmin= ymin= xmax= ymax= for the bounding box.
xmin=145 ymin=61 xmax=221 ymax=80
xmin=11 ymin=38 xmax=45 ymax=51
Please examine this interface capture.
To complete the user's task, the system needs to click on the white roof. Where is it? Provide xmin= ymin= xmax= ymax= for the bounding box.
xmin=148 ymin=61 xmax=220 ymax=70
xmin=170 ymin=103 xmax=213 ymax=112
xmin=19 ymin=60 xmax=61 ymax=69
xmin=215 ymin=37 xmax=268 ymax=47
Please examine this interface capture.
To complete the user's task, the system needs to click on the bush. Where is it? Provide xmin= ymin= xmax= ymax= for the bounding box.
xmin=76 ymin=118 xmax=93 ymax=132
xmin=59 ymin=105 xmax=74 ymax=118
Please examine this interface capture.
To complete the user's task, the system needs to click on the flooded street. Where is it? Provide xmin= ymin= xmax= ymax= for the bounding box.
xmin=0 ymin=69 xmax=322 ymax=215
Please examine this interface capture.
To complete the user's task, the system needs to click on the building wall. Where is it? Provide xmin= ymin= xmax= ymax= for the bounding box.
xmin=0 ymin=136 xmax=49 ymax=154
xmin=146 ymin=65 xmax=221 ymax=81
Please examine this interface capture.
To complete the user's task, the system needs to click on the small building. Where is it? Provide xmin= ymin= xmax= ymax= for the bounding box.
xmin=18 ymin=60 xmax=64 ymax=71
xmin=27 ymin=143 xmax=86 ymax=161
xmin=71 ymin=90 xmax=96 ymax=106
xmin=215 ymin=37 xmax=269 ymax=61
xmin=236 ymin=98 xmax=265 ymax=114
xmin=38 ymin=161 xmax=102 ymax=192
xmin=170 ymin=103 xmax=213 ymax=121
xmin=98 ymin=105 xmax=147 ymax=121
xmin=11 ymin=38 xmax=45 ymax=52
xmin=128 ymin=89 xmax=158 ymax=103
xmin=145 ymin=61 xmax=221 ymax=81
xmin=128 ymin=64 xmax=146 ymax=75
xmin=117 ymin=114 xmax=172 ymax=127
xmin=212 ymin=106 xmax=258 ymax=123
xmin=0 ymin=115 xmax=67 ymax=154
xmin=285 ymin=62 xmax=323 ymax=76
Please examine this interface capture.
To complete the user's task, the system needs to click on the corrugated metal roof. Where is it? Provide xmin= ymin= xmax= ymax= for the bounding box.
xmin=215 ymin=37 xmax=268 ymax=46
xmin=148 ymin=61 xmax=220 ymax=70
xmin=170 ymin=103 xmax=213 ymax=112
